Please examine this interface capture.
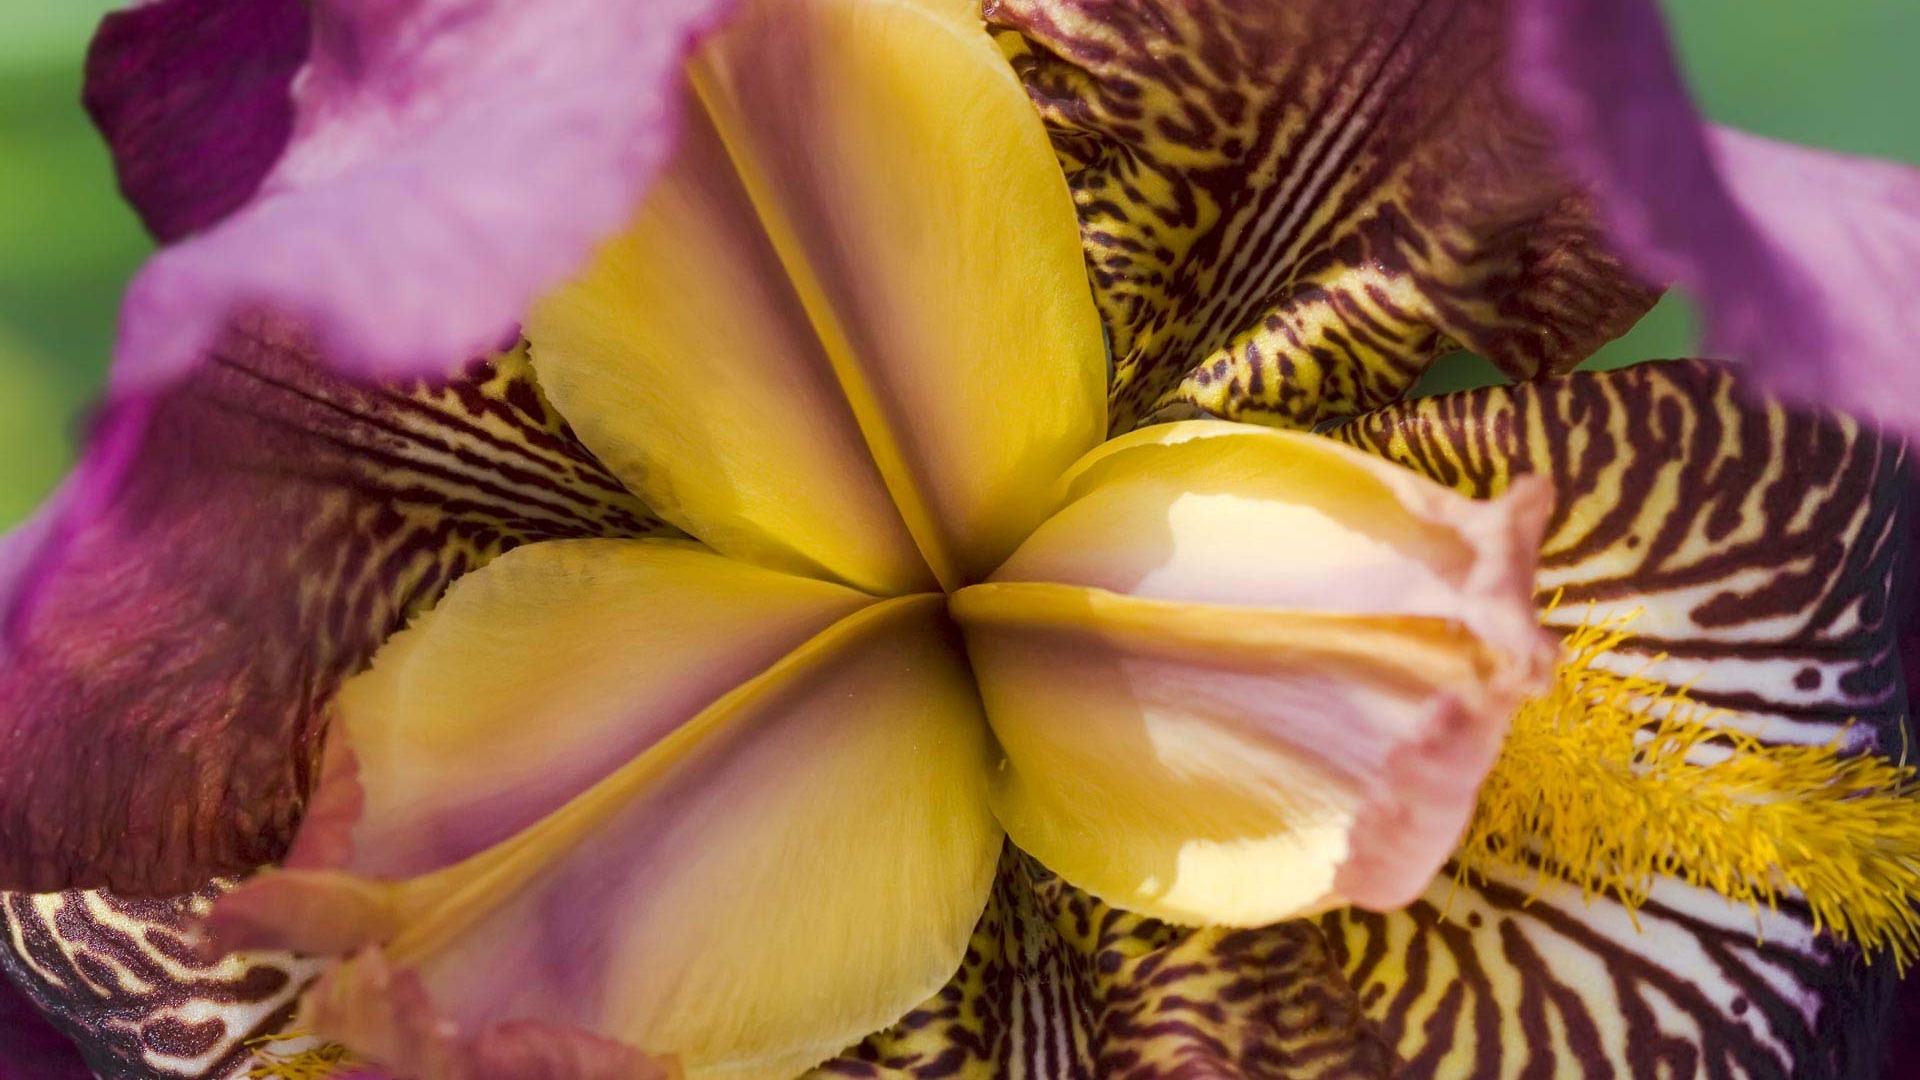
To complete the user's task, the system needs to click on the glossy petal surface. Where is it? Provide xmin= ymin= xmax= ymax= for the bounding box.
xmin=1512 ymin=0 xmax=1920 ymax=437
xmin=83 ymin=0 xmax=310 ymax=242
xmin=529 ymin=0 xmax=1106 ymax=591
xmin=1332 ymin=360 xmax=1909 ymax=1077
xmin=955 ymin=423 xmax=1553 ymax=926
xmin=988 ymin=0 xmax=1657 ymax=430
xmin=112 ymin=0 xmax=727 ymax=391
xmin=219 ymin=590 xmax=1000 ymax=1080
xmin=315 ymin=538 xmax=873 ymax=877
xmin=0 ymin=328 xmax=657 ymax=894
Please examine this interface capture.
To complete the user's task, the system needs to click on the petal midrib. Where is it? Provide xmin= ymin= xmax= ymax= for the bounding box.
xmin=683 ymin=27 xmax=971 ymax=594
xmin=382 ymin=591 xmax=958 ymax=963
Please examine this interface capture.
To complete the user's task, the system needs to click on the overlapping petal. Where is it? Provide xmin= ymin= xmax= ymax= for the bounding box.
xmin=816 ymin=849 xmax=1390 ymax=1079
xmin=0 ymin=328 xmax=659 ymax=894
xmin=986 ymin=0 xmax=1659 ymax=431
xmin=109 ymin=0 xmax=730 ymax=393
xmin=1511 ymin=0 xmax=1920 ymax=438
xmin=216 ymin=553 xmax=1001 ymax=1080
xmin=954 ymin=423 xmax=1554 ymax=926
xmin=83 ymin=0 xmax=310 ymax=242
xmin=1329 ymin=360 xmax=1909 ymax=1076
xmin=302 ymin=539 xmax=873 ymax=877
xmin=529 ymin=0 xmax=1106 ymax=592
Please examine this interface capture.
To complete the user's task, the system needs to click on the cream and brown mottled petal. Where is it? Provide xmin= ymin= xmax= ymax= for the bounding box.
xmin=1337 ymin=360 xmax=1907 ymax=751
xmin=1325 ymin=360 xmax=1908 ymax=1078
xmin=0 ymin=321 xmax=661 ymax=896
xmin=0 ymin=879 xmax=326 ymax=1080
xmin=986 ymin=0 xmax=1660 ymax=431
xmin=815 ymin=847 xmax=1390 ymax=1080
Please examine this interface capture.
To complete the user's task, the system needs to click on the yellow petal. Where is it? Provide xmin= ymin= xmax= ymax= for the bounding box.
xmin=952 ymin=420 xmax=1555 ymax=927
xmin=997 ymin=420 xmax=1547 ymax=653
xmin=322 ymin=537 xmax=875 ymax=878
xmin=527 ymin=0 xmax=1106 ymax=593
xmin=227 ymin=592 xmax=1001 ymax=1080
xmin=954 ymin=584 xmax=1522 ymax=927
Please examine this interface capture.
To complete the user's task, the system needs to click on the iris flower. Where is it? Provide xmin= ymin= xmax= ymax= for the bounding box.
xmin=1 ymin=0 xmax=1917 ymax=1079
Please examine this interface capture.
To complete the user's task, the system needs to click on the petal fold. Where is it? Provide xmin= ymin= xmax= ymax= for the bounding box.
xmin=1511 ymin=0 xmax=1920 ymax=436
xmin=220 ymin=589 xmax=1001 ymax=1080
xmin=113 ymin=0 xmax=728 ymax=391
xmin=529 ymin=0 xmax=1107 ymax=591
xmin=0 ymin=327 xmax=657 ymax=894
xmin=954 ymin=422 xmax=1553 ymax=926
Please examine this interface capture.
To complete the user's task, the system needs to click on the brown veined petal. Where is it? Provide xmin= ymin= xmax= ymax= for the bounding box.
xmin=985 ymin=0 xmax=1661 ymax=431
xmin=0 ymin=321 xmax=661 ymax=895
xmin=952 ymin=422 xmax=1553 ymax=927
xmin=215 ymin=580 xmax=1002 ymax=1080
xmin=306 ymin=538 xmax=875 ymax=878
xmin=0 ymin=879 xmax=325 ymax=1080
xmin=1327 ymin=359 xmax=1908 ymax=1077
xmin=528 ymin=0 xmax=1106 ymax=593
xmin=814 ymin=847 xmax=1391 ymax=1079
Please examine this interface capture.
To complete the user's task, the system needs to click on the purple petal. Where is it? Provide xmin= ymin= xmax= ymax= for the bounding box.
xmin=0 ymin=321 xmax=657 ymax=894
xmin=0 ymin=976 xmax=88 ymax=1080
xmin=1512 ymin=0 xmax=1920 ymax=435
xmin=112 ymin=0 xmax=731 ymax=394
xmin=83 ymin=0 xmax=311 ymax=242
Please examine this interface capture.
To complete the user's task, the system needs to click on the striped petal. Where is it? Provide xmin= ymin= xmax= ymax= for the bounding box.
xmin=1512 ymin=0 xmax=1920 ymax=439
xmin=526 ymin=0 xmax=1106 ymax=593
xmin=986 ymin=0 xmax=1659 ymax=431
xmin=215 ymin=552 xmax=1001 ymax=1080
xmin=953 ymin=422 xmax=1554 ymax=926
xmin=0 ymin=323 xmax=659 ymax=896
xmin=0 ymin=881 xmax=324 ymax=1080
xmin=815 ymin=848 xmax=1389 ymax=1080
xmin=1328 ymin=359 xmax=1908 ymax=1076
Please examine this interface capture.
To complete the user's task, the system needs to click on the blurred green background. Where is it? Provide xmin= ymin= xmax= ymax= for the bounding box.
xmin=0 ymin=0 xmax=1916 ymax=527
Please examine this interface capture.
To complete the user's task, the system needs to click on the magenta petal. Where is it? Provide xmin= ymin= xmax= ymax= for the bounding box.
xmin=1512 ymin=0 xmax=1920 ymax=433
xmin=83 ymin=0 xmax=310 ymax=242
xmin=113 ymin=0 xmax=731 ymax=393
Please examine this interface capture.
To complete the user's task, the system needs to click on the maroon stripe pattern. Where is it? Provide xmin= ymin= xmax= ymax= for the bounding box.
xmin=0 ymin=318 xmax=663 ymax=897
xmin=815 ymin=847 xmax=1390 ymax=1079
xmin=984 ymin=0 xmax=1659 ymax=432
xmin=1323 ymin=360 xmax=1908 ymax=1079
xmin=1 ymin=882 xmax=319 ymax=1080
